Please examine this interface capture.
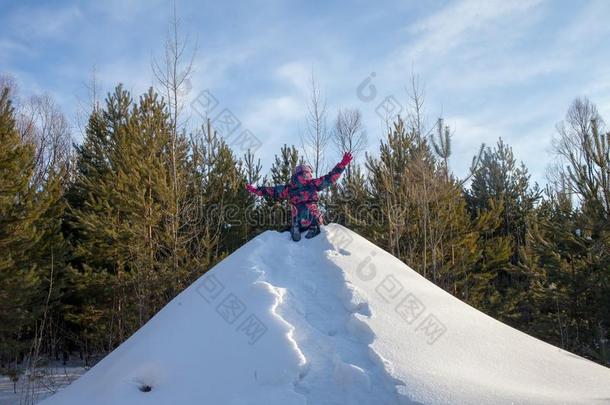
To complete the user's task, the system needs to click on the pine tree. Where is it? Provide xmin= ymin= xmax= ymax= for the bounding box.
xmin=365 ymin=117 xmax=480 ymax=297
xmin=468 ymin=138 xmax=539 ymax=263
xmin=264 ymin=144 xmax=300 ymax=231
xmin=67 ymin=85 xmax=200 ymax=354
xmin=528 ymin=185 xmax=609 ymax=364
xmin=466 ymin=138 xmax=540 ymax=324
xmin=527 ymin=98 xmax=610 ymax=365
xmin=0 ymin=86 xmax=39 ymax=364
xmin=188 ymin=119 xmax=248 ymax=268
xmin=65 ymin=86 xmax=133 ymax=355
xmin=0 ymin=86 xmax=66 ymax=365
xmin=241 ymin=148 xmax=263 ymax=240
xmin=327 ymin=162 xmax=371 ymax=231
xmin=465 ymin=199 xmax=513 ymax=316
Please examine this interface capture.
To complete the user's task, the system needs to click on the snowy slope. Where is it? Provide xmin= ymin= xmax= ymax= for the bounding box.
xmin=41 ymin=224 xmax=610 ymax=405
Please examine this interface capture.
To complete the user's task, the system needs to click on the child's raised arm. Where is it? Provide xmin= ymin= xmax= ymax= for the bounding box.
xmin=312 ymin=152 xmax=353 ymax=191
xmin=246 ymin=183 xmax=289 ymax=200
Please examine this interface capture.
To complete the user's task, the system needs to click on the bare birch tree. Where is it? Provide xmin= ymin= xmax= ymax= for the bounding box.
xmin=301 ymin=69 xmax=331 ymax=177
xmin=17 ymin=94 xmax=72 ymax=186
xmin=152 ymin=0 xmax=196 ymax=135
xmin=553 ymin=97 xmax=609 ymax=219
xmin=333 ymin=108 xmax=367 ymax=179
xmin=152 ymin=0 xmax=197 ymax=275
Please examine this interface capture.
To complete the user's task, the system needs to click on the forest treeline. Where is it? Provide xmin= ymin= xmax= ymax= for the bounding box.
xmin=0 ymin=76 xmax=608 ymax=377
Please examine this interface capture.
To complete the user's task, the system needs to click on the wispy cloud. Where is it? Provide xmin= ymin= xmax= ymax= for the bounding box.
xmin=275 ymin=62 xmax=311 ymax=98
xmin=7 ymin=4 xmax=83 ymax=39
xmin=2 ymin=0 xmax=610 ymax=183
xmin=242 ymin=95 xmax=304 ymax=141
xmin=406 ymin=0 xmax=545 ymax=58
xmin=0 ymin=38 xmax=34 ymax=59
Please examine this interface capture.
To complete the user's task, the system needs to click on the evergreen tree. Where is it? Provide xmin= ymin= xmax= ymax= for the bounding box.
xmin=465 ymin=199 xmax=513 ymax=316
xmin=67 ymin=85 xmax=198 ymax=354
xmin=64 ymin=86 xmax=133 ymax=355
xmin=526 ymin=98 xmax=610 ymax=365
xmin=264 ymin=144 xmax=300 ymax=231
xmin=241 ymin=148 xmax=264 ymax=239
xmin=468 ymin=138 xmax=539 ymax=262
xmin=366 ymin=117 xmax=479 ymax=295
xmin=0 ymin=86 xmax=67 ymax=366
xmin=466 ymin=138 xmax=540 ymax=324
xmin=0 ymin=86 xmax=40 ymax=364
xmin=327 ymin=162 xmax=371 ymax=232
xmin=187 ymin=118 xmax=249 ymax=267
xmin=529 ymin=185 xmax=609 ymax=365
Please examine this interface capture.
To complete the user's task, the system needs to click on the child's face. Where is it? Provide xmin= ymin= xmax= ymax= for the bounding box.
xmin=301 ymin=167 xmax=313 ymax=180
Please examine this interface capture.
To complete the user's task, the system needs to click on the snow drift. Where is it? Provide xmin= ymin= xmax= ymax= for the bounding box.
xmin=41 ymin=224 xmax=610 ymax=404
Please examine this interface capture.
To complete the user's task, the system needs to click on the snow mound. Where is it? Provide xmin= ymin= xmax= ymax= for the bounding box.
xmin=41 ymin=224 xmax=610 ymax=404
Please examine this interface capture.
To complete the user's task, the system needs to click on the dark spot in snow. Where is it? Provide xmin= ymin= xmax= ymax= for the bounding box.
xmin=139 ymin=384 xmax=152 ymax=392
xmin=339 ymin=248 xmax=350 ymax=256
xmin=357 ymin=303 xmax=372 ymax=317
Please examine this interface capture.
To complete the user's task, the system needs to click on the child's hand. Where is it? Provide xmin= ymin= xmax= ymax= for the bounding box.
xmin=245 ymin=184 xmax=258 ymax=194
xmin=340 ymin=152 xmax=353 ymax=167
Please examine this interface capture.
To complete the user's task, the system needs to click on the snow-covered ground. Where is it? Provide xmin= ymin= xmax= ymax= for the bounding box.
xmin=40 ymin=224 xmax=610 ymax=404
xmin=0 ymin=364 xmax=86 ymax=405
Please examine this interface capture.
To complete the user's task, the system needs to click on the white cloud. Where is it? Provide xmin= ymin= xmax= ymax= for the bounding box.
xmin=0 ymin=38 xmax=34 ymax=59
xmin=406 ymin=0 xmax=545 ymax=58
xmin=242 ymin=95 xmax=304 ymax=140
xmin=556 ymin=0 xmax=610 ymax=48
xmin=189 ymin=46 xmax=258 ymax=92
xmin=432 ymin=55 xmax=569 ymax=92
xmin=8 ymin=5 xmax=83 ymax=39
xmin=363 ymin=0 xmax=610 ymax=185
xmin=446 ymin=115 xmax=545 ymax=184
xmin=88 ymin=0 xmax=166 ymax=23
xmin=3 ymin=0 xmax=610 ymax=186
xmin=275 ymin=62 xmax=311 ymax=97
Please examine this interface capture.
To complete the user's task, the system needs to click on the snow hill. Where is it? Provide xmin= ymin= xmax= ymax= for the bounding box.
xmin=41 ymin=224 xmax=610 ymax=405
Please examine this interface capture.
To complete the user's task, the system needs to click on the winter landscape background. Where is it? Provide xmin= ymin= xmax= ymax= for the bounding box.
xmin=1 ymin=0 xmax=609 ymax=403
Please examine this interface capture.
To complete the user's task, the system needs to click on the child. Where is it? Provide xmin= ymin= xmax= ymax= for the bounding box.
xmin=246 ymin=152 xmax=352 ymax=241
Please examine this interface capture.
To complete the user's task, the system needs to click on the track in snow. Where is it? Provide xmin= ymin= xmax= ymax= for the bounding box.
xmin=249 ymin=231 xmax=415 ymax=405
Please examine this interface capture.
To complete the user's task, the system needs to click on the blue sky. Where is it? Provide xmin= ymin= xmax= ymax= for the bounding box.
xmin=2 ymin=0 xmax=610 ymax=184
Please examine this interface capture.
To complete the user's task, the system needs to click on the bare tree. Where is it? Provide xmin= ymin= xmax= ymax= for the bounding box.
xmin=0 ymin=74 xmax=18 ymax=96
xmin=1 ymin=75 xmax=72 ymax=183
xmin=333 ymin=108 xmax=367 ymax=178
xmin=553 ymin=97 xmax=604 ymax=173
xmin=152 ymin=0 xmax=197 ymax=274
xmin=553 ymin=97 xmax=609 ymax=219
xmin=333 ymin=108 xmax=367 ymax=155
xmin=152 ymin=0 xmax=196 ymax=135
xmin=301 ymin=69 xmax=331 ymax=177
xmin=20 ymin=258 xmax=55 ymax=405
xmin=405 ymin=72 xmax=433 ymax=139
xmin=75 ymin=66 xmax=102 ymax=138
xmin=17 ymin=94 xmax=72 ymax=185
